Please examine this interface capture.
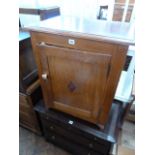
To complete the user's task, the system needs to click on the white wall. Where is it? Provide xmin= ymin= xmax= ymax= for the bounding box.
xmin=19 ymin=0 xmax=113 ymax=27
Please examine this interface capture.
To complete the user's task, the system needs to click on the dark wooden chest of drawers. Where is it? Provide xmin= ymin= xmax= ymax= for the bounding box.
xmin=34 ymin=100 xmax=122 ymax=155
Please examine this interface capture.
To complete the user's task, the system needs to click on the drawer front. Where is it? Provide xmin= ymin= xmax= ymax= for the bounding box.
xmin=19 ymin=104 xmax=35 ymax=118
xmin=40 ymin=113 xmax=111 ymax=146
xmin=19 ymin=111 xmax=32 ymax=125
xmin=31 ymin=32 xmax=116 ymax=55
xmin=19 ymin=94 xmax=38 ymax=128
xmin=19 ymin=93 xmax=28 ymax=104
xmin=45 ymin=130 xmax=103 ymax=155
xmin=41 ymin=116 xmax=110 ymax=154
xmin=19 ymin=104 xmax=31 ymax=114
xmin=19 ymin=110 xmax=39 ymax=129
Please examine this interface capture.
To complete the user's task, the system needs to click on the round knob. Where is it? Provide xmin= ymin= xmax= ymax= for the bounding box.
xmin=42 ymin=73 xmax=47 ymax=80
xmin=40 ymin=42 xmax=45 ymax=46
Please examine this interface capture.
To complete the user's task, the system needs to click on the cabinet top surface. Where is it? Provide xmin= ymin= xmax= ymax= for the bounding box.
xmin=25 ymin=16 xmax=135 ymax=45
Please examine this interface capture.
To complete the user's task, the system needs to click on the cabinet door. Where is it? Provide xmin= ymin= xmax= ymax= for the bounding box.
xmin=37 ymin=43 xmax=112 ymax=123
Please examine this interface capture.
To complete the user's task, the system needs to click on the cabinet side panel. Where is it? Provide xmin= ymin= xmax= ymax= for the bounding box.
xmin=98 ymin=45 xmax=128 ymax=125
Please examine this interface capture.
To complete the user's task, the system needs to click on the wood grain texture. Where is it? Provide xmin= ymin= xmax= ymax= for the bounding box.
xmin=26 ymin=79 xmax=40 ymax=95
xmin=98 ymin=45 xmax=128 ymax=124
xmin=29 ymin=17 xmax=132 ymax=126
xmin=37 ymin=43 xmax=112 ymax=123
xmin=19 ymin=91 xmax=41 ymax=134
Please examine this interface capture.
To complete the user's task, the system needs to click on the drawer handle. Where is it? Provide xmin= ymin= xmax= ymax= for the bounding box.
xmin=42 ymin=73 xmax=48 ymax=80
xmin=68 ymin=120 xmax=74 ymax=125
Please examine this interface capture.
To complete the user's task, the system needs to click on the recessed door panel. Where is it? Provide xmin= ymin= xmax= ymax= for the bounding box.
xmin=38 ymin=44 xmax=112 ymax=122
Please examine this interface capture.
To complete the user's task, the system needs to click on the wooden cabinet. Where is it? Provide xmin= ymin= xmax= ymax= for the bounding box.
xmin=19 ymin=31 xmax=38 ymax=93
xmin=19 ymin=11 xmax=61 ymax=132
xmin=37 ymin=43 xmax=112 ymax=124
xmin=19 ymin=85 xmax=42 ymax=134
xmin=27 ymin=16 xmax=134 ymax=126
xmin=19 ymin=31 xmax=42 ymax=134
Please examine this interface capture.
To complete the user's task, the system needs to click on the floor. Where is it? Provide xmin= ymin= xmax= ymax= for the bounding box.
xmin=19 ymin=121 xmax=135 ymax=155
